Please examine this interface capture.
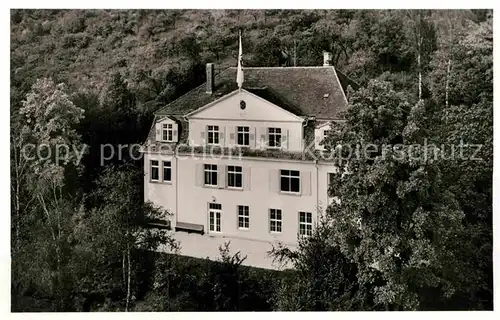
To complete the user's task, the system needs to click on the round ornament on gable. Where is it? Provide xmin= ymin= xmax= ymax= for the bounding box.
xmin=240 ymin=100 xmax=246 ymax=110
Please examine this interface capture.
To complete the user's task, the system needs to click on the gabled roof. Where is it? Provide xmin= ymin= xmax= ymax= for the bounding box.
xmin=185 ymin=88 xmax=305 ymax=121
xmin=155 ymin=66 xmax=354 ymax=120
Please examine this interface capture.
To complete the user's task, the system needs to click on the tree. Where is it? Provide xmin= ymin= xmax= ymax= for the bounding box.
xmin=12 ymin=78 xmax=86 ymax=310
xmin=271 ymin=218 xmax=377 ymax=311
xmin=430 ymin=16 xmax=493 ymax=309
xmin=404 ymin=10 xmax=437 ymax=100
xmin=325 ymin=80 xmax=465 ymax=310
xmin=72 ymin=164 xmax=177 ymax=311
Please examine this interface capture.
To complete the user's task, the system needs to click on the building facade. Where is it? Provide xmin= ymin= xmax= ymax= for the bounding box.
xmin=142 ymin=52 xmax=356 ymax=269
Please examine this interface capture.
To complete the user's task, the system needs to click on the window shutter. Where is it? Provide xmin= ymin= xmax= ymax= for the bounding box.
xmin=172 ymin=123 xmax=178 ymax=142
xmin=244 ymin=167 xmax=251 ymax=190
xmin=218 ymin=165 xmax=226 ymax=188
xmin=229 ymin=126 xmax=235 ymax=145
xmin=155 ymin=123 xmax=162 ymax=142
xmin=269 ymin=169 xmax=279 ymax=193
xmin=195 ymin=163 xmax=204 ymax=187
xmin=315 ymin=135 xmax=321 ymax=148
xmin=219 ymin=127 xmax=225 ymax=146
xmin=249 ymin=128 xmax=256 ymax=148
xmin=260 ymin=127 xmax=267 ymax=149
xmin=301 ymin=171 xmax=312 ymax=196
xmin=281 ymin=129 xmax=289 ymax=149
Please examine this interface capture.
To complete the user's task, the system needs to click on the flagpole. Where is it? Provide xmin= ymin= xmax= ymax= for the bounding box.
xmin=237 ymin=28 xmax=244 ymax=92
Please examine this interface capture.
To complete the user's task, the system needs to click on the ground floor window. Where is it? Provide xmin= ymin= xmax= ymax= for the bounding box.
xmin=238 ymin=205 xmax=249 ymax=229
xmin=299 ymin=211 xmax=312 ymax=236
xmin=269 ymin=209 xmax=282 ymax=233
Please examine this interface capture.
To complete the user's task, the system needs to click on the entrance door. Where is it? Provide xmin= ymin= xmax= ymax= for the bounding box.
xmin=208 ymin=203 xmax=222 ymax=233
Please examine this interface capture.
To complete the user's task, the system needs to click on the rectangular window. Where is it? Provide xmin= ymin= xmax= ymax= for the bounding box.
xmin=204 ymin=164 xmax=218 ymax=186
xmin=162 ymin=161 xmax=171 ymax=182
xmin=299 ymin=212 xmax=312 ymax=236
xmin=269 ymin=209 xmax=282 ymax=233
xmin=227 ymin=166 xmax=243 ymax=188
xmin=268 ymin=127 xmax=282 ymax=148
xmin=209 ymin=203 xmax=222 ymax=232
xmin=323 ymin=130 xmax=331 ymax=139
xmin=237 ymin=126 xmax=250 ymax=146
xmin=280 ymin=169 xmax=300 ymax=193
xmin=162 ymin=123 xmax=173 ymax=142
xmin=237 ymin=205 xmax=249 ymax=229
xmin=207 ymin=125 xmax=219 ymax=144
xmin=150 ymin=160 xmax=159 ymax=181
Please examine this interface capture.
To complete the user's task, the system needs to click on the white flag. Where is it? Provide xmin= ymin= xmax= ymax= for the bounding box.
xmin=236 ymin=30 xmax=244 ymax=89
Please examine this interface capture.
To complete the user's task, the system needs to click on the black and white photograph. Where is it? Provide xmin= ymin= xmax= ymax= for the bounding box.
xmin=5 ymin=3 xmax=495 ymax=313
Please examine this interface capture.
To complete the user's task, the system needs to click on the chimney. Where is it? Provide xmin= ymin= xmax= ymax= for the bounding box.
xmin=323 ymin=51 xmax=332 ymax=66
xmin=206 ymin=63 xmax=214 ymax=94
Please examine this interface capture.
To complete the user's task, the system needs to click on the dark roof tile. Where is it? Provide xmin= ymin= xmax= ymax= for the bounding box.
xmin=155 ymin=66 xmax=350 ymax=120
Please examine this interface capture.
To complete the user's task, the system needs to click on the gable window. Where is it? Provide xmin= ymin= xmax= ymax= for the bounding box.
xmin=237 ymin=126 xmax=250 ymax=146
xmin=227 ymin=166 xmax=243 ymax=188
xmin=209 ymin=203 xmax=222 ymax=232
xmin=268 ymin=127 xmax=282 ymax=148
xmin=163 ymin=161 xmax=172 ymax=182
xmin=299 ymin=211 xmax=312 ymax=236
xmin=204 ymin=164 xmax=218 ymax=186
xmin=150 ymin=160 xmax=159 ymax=181
xmin=207 ymin=125 xmax=219 ymax=144
xmin=323 ymin=130 xmax=331 ymax=140
xmin=162 ymin=124 xmax=174 ymax=142
xmin=237 ymin=205 xmax=249 ymax=229
xmin=269 ymin=209 xmax=282 ymax=233
xmin=280 ymin=169 xmax=300 ymax=193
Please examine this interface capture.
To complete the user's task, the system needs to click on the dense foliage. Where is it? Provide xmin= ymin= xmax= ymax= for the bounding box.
xmin=11 ymin=9 xmax=492 ymax=311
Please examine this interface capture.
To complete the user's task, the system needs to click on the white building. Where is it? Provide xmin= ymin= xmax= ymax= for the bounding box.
xmin=142 ymin=51 xmax=356 ymax=269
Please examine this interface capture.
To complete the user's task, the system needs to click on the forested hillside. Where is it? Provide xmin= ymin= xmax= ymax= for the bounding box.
xmin=11 ymin=9 xmax=492 ymax=311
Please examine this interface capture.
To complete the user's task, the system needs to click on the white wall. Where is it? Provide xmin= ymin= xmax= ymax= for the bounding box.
xmin=144 ymin=152 xmax=338 ymax=268
xmin=188 ymin=90 xmax=305 ymax=152
xmin=143 ymin=152 xmax=177 ymax=218
xmin=189 ymin=118 xmax=304 ymax=152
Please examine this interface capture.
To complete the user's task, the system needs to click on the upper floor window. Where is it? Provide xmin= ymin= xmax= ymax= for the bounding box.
xmin=268 ymin=127 xmax=282 ymax=148
xmin=237 ymin=126 xmax=250 ymax=146
xmin=237 ymin=205 xmax=249 ymax=229
xmin=163 ymin=161 xmax=172 ymax=182
xmin=204 ymin=164 xmax=218 ymax=186
xmin=207 ymin=125 xmax=219 ymax=144
xmin=150 ymin=160 xmax=159 ymax=181
xmin=269 ymin=209 xmax=282 ymax=233
xmin=280 ymin=169 xmax=300 ymax=193
xmin=162 ymin=124 xmax=174 ymax=142
xmin=227 ymin=165 xmax=243 ymax=188
xmin=299 ymin=211 xmax=312 ymax=237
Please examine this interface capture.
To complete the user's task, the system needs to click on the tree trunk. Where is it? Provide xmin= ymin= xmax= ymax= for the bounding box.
xmin=125 ymin=244 xmax=131 ymax=312
xmin=12 ymin=140 xmax=21 ymax=252
xmin=14 ymin=164 xmax=20 ymax=251
xmin=445 ymin=58 xmax=451 ymax=107
xmin=293 ymin=40 xmax=297 ymax=67
xmin=122 ymin=252 xmax=126 ymax=287
xmin=417 ymin=47 xmax=422 ymax=100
